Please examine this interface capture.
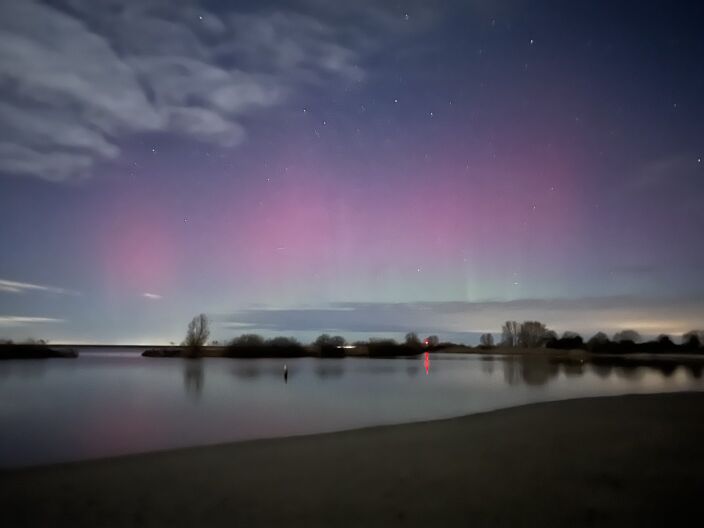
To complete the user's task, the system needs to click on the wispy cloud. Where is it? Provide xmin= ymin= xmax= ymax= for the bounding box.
xmin=0 ymin=0 xmax=415 ymax=182
xmin=0 ymin=316 xmax=65 ymax=326
xmin=143 ymin=292 xmax=162 ymax=300
xmin=0 ymin=278 xmax=78 ymax=296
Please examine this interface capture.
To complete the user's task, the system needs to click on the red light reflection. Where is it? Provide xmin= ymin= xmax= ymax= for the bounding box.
xmin=424 ymin=351 xmax=430 ymax=375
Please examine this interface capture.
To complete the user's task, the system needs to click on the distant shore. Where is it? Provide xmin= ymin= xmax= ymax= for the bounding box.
xmin=2 ymin=392 xmax=703 ymax=527
xmin=0 ymin=343 xmax=77 ymax=360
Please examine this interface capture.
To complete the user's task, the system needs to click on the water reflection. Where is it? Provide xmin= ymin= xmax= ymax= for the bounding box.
xmin=231 ymin=361 xmax=299 ymax=381
xmin=520 ymin=357 xmax=559 ymax=386
xmin=501 ymin=356 xmax=560 ymax=386
xmin=480 ymin=356 xmax=495 ymax=374
xmin=315 ymin=363 xmax=346 ymax=379
xmin=614 ymin=366 xmax=646 ymax=381
xmin=183 ymin=359 xmax=204 ymax=399
xmin=589 ymin=356 xmax=693 ymax=379
xmin=3 ymin=351 xmax=704 ymax=467
xmin=560 ymin=359 xmax=585 ymax=378
xmin=590 ymin=363 xmax=613 ymax=378
xmin=688 ymin=364 xmax=703 ymax=378
xmin=0 ymin=359 xmax=46 ymax=380
xmin=232 ymin=363 xmax=261 ymax=380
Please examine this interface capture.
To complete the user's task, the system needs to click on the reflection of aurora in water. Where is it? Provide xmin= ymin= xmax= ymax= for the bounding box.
xmin=1 ymin=350 xmax=703 ymax=467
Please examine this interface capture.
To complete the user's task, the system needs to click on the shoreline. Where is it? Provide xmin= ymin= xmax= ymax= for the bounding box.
xmin=3 ymin=392 xmax=704 ymax=526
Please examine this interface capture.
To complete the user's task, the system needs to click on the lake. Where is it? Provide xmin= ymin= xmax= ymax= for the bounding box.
xmin=1 ymin=349 xmax=703 ymax=468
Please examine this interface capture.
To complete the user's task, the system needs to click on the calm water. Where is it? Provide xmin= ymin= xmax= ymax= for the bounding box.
xmin=1 ymin=349 xmax=703 ymax=468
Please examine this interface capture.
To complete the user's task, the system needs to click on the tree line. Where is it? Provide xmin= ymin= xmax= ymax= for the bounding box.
xmin=478 ymin=321 xmax=704 ymax=353
xmin=178 ymin=314 xmax=704 ymax=356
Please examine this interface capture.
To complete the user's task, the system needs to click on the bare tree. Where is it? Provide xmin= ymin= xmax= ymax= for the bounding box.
xmin=518 ymin=321 xmax=549 ymax=348
xmin=501 ymin=321 xmax=520 ymax=347
xmin=479 ymin=333 xmax=495 ymax=347
xmin=405 ymin=332 xmax=421 ymax=347
xmin=183 ymin=314 xmax=210 ymax=355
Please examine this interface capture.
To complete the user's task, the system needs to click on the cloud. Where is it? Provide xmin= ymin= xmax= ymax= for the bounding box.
xmin=0 ymin=0 xmax=405 ymax=181
xmin=0 ymin=316 xmax=65 ymax=326
xmin=216 ymin=297 xmax=704 ymax=340
xmin=0 ymin=278 xmax=78 ymax=295
xmin=143 ymin=292 xmax=162 ymax=300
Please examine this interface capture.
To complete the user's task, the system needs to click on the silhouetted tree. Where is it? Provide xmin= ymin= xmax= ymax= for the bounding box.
xmin=267 ymin=336 xmax=301 ymax=348
xmin=368 ymin=338 xmax=418 ymax=356
xmin=656 ymin=334 xmax=676 ymax=349
xmin=613 ymin=329 xmax=641 ymax=343
xmin=682 ymin=330 xmax=703 ymax=351
xmin=265 ymin=336 xmax=305 ymax=356
xmin=546 ymin=331 xmax=584 ymax=350
xmin=315 ymin=334 xmax=346 ymax=357
xmin=405 ymin=332 xmax=421 ymax=347
xmin=183 ymin=314 xmax=209 ymax=356
xmin=231 ymin=334 xmax=265 ymax=347
xmin=518 ymin=321 xmax=549 ymax=348
xmin=314 ymin=334 xmax=346 ymax=347
xmin=479 ymin=333 xmax=495 ymax=347
xmin=501 ymin=321 xmax=520 ymax=347
xmin=587 ymin=332 xmax=610 ymax=351
xmin=226 ymin=334 xmax=304 ymax=358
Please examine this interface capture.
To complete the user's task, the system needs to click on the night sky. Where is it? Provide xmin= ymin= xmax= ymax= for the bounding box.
xmin=1 ymin=0 xmax=703 ymax=344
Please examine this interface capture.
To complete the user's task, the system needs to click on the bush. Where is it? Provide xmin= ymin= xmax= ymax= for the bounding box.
xmin=225 ymin=334 xmax=306 ymax=358
xmin=367 ymin=339 xmax=420 ymax=357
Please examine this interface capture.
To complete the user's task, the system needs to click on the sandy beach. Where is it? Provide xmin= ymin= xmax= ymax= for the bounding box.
xmin=2 ymin=392 xmax=704 ymax=527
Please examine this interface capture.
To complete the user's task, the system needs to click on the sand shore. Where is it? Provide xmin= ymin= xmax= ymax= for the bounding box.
xmin=2 ymin=392 xmax=704 ymax=527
